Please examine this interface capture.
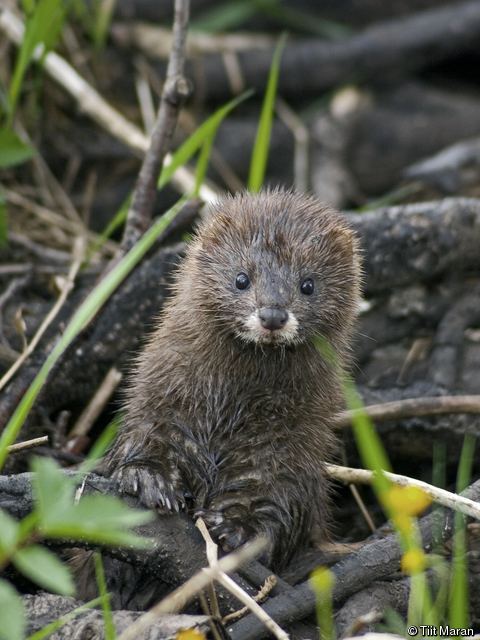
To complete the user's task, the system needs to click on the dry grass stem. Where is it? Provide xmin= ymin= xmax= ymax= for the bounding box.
xmin=0 ymin=237 xmax=86 ymax=391
xmin=196 ymin=518 xmax=289 ymax=640
xmin=116 ymin=538 xmax=267 ymax=640
xmin=7 ymin=435 xmax=49 ymax=453
xmin=0 ymin=7 xmax=217 ymax=203
xmin=68 ymin=367 xmax=123 ymax=440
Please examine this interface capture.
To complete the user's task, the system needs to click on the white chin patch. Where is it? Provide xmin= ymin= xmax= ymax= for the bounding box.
xmin=242 ymin=310 xmax=299 ymax=344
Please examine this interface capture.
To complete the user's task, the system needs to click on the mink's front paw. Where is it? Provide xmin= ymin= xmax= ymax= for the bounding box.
xmin=196 ymin=508 xmax=254 ymax=552
xmin=113 ymin=465 xmax=186 ymax=513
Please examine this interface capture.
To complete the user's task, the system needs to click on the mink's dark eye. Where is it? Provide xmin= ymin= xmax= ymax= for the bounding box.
xmin=235 ymin=272 xmax=250 ymax=290
xmin=301 ymin=278 xmax=314 ymax=295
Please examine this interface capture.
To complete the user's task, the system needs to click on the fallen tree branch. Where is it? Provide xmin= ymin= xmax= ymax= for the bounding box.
xmin=181 ymin=0 xmax=480 ymax=101
xmin=7 ymin=436 xmax=48 ymax=453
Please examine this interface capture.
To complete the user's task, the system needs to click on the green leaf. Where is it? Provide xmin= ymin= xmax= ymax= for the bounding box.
xmin=0 ymin=579 xmax=25 ymax=640
xmin=0 ymin=129 xmax=35 ymax=168
xmin=0 ymin=509 xmax=20 ymax=556
xmin=31 ymin=457 xmax=75 ymax=526
xmin=158 ymin=90 xmax=253 ymax=190
xmin=248 ymin=33 xmax=286 ymax=192
xmin=13 ymin=545 xmax=75 ymax=596
xmin=0 ymin=198 xmax=186 ymax=469
xmin=78 ymin=418 xmax=119 ymax=475
xmin=42 ymin=494 xmax=153 ymax=547
xmin=8 ymin=0 xmax=70 ymax=119
xmin=31 ymin=458 xmax=152 ymax=547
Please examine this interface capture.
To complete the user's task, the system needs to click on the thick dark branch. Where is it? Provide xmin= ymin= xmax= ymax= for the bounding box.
xmin=184 ymin=0 xmax=480 ymax=101
xmin=121 ymin=0 xmax=191 ymax=253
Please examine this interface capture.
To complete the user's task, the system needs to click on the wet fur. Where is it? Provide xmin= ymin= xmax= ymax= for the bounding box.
xmin=105 ymin=189 xmax=361 ymax=569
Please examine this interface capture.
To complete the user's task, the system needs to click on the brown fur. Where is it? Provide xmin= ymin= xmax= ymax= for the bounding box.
xmin=105 ymin=188 xmax=361 ymax=569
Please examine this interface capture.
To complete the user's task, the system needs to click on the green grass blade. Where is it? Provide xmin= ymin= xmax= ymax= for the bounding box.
xmin=259 ymin=2 xmax=350 ymax=38
xmin=94 ymin=552 xmax=116 ymax=640
xmin=8 ymin=0 xmax=69 ymax=121
xmin=0 ymin=198 xmax=186 ymax=470
xmin=194 ymin=136 xmax=215 ymax=196
xmin=158 ymin=90 xmax=253 ymax=190
xmin=0 ymin=128 xmax=35 ymax=168
xmin=191 ymin=0 xmax=257 ymax=32
xmin=0 ymin=193 xmax=7 ymax=247
xmin=449 ymin=434 xmax=476 ymax=626
xmin=248 ymin=33 xmax=286 ymax=192
xmin=88 ymin=92 xmax=251 ymax=259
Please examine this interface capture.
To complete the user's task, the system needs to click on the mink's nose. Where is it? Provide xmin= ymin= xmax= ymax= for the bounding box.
xmin=258 ymin=307 xmax=289 ymax=330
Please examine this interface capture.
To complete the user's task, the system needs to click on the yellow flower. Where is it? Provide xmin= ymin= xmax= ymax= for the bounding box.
xmin=310 ymin=566 xmax=335 ymax=592
xmin=401 ymin=548 xmax=427 ymax=575
xmin=176 ymin=629 xmax=206 ymax=640
xmin=392 ymin=512 xmax=413 ymax=536
xmin=385 ymin=486 xmax=432 ymax=517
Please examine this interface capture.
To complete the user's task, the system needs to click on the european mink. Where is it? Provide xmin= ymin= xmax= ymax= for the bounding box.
xmin=105 ymin=188 xmax=361 ymax=569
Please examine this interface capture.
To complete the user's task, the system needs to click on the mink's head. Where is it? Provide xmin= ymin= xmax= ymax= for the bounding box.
xmin=183 ymin=189 xmax=361 ymax=348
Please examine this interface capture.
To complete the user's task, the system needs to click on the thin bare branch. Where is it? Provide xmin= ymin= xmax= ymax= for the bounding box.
xmin=7 ymin=435 xmax=48 ymax=453
xmin=333 ymin=394 xmax=480 ymax=428
xmin=326 ymin=463 xmax=480 ymax=520
xmin=121 ymin=0 xmax=191 ymax=253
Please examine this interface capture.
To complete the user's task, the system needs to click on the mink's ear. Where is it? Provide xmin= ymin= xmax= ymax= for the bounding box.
xmin=198 ymin=211 xmax=235 ymax=250
xmin=312 ymin=225 xmax=357 ymax=258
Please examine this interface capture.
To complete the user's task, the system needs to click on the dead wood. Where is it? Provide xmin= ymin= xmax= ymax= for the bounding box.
xmin=24 ymin=593 xmax=209 ymax=640
xmin=175 ymin=1 xmax=480 ymax=102
xmin=346 ymin=198 xmax=480 ymax=295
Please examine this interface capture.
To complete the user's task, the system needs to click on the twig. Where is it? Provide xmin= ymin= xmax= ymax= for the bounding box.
xmin=7 ymin=435 xmax=48 ymax=453
xmin=196 ymin=519 xmax=289 ymax=640
xmin=121 ymin=0 xmax=191 ymax=253
xmin=222 ymin=576 xmax=277 ymax=624
xmin=326 ymin=463 xmax=480 ymax=521
xmin=0 ymin=237 xmax=85 ymax=392
xmin=116 ymin=538 xmax=267 ymax=640
xmin=4 ymin=188 xmax=117 ymax=256
xmin=67 ymin=367 xmax=122 ymax=442
xmin=0 ymin=7 xmax=217 ymax=203
xmin=333 ymin=394 xmax=480 ymax=428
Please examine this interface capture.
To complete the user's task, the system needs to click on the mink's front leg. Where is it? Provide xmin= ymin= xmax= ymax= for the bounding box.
xmin=104 ymin=425 xmax=187 ymax=513
xmin=197 ymin=464 xmax=323 ymax=569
